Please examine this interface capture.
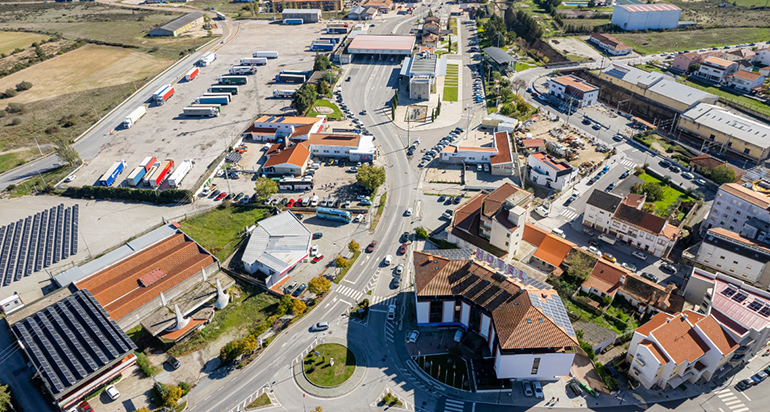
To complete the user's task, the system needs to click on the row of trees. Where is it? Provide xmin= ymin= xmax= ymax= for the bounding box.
xmin=504 ymin=8 xmax=543 ymax=42
xmin=62 ymin=186 xmax=193 ymax=204
xmin=0 ymin=81 xmax=32 ymax=99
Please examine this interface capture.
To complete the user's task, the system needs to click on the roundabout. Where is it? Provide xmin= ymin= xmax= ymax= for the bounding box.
xmin=303 ymin=343 xmax=356 ymax=387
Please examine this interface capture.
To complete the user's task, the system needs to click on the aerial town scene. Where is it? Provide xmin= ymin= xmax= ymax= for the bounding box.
xmin=2 ymin=0 xmax=770 ymax=411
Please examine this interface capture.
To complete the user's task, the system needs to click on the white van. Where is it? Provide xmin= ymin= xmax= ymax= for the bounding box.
xmin=302 ymin=197 xmax=310 ymax=206
xmin=551 ymin=228 xmax=566 ymax=238
xmin=311 ymin=195 xmax=319 ymax=207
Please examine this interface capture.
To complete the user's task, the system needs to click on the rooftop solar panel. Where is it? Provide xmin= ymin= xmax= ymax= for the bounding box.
xmin=748 ymin=299 xmax=764 ymax=311
xmin=760 ymin=305 xmax=770 ymax=318
xmin=733 ymin=291 xmax=748 ymax=303
xmin=722 ymin=285 xmax=737 ymax=297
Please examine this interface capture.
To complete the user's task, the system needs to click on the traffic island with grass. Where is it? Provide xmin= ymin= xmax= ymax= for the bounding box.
xmin=246 ymin=393 xmax=271 ymax=410
xmin=303 ymin=344 xmax=357 ymax=387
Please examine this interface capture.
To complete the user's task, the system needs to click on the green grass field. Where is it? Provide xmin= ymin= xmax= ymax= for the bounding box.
xmin=443 ymin=64 xmax=459 ymax=102
xmin=303 ymin=344 xmax=356 ymax=387
xmin=638 ymin=173 xmax=695 ymax=215
xmin=179 ymin=206 xmax=267 ymax=261
xmin=246 ymin=393 xmax=271 ymax=409
xmin=0 ymin=151 xmax=33 ymax=175
xmin=616 ymin=27 xmax=770 ymax=55
xmin=307 ymin=99 xmax=342 ymax=120
xmin=680 ymin=78 xmax=770 ymax=118
xmin=6 ymin=164 xmax=75 ymax=198
xmin=0 ymin=31 xmax=49 ymax=55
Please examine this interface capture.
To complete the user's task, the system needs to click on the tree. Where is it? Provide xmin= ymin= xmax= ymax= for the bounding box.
xmin=292 ymin=299 xmax=307 ymax=315
xmin=500 ymin=103 xmax=514 ymax=115
xmin=308 ymin=277 xmax=331 ymax=295
xmin=135 ymin=408 xmax=151 ymax=412
xmin=688 ymin=63 xmax=701 ymax=73
xmin=415 ymin=227 xmax=429 ymax=239
xmin=53 ymin=137 xmax=81 ymax=166
xmin=0 ymin=385 xmax=10 ymax=412
xmin=317 ymin=80 xmax=330 ymax=96
xmin=335 ymin=256 xmax=349 ymax=268
xmin=348 ymin=239 xmax=359 ymax=253
xmin=291 ymin=84 xmax=317 ymax=114
xmin=565 ymin=251 xmax=595 ymax=280
xmin=164 ymin=385 xmax=184 ymax=407
xmin=499 ymin=86 xmax=513 ymax=102
xmin=356 ymin=164 xmax=386 ymax=190
xmin=588 ymin=0 xmax=596 ymax=7
xmin=254 ymin=177 xmax=278 ymax=201
xmin=314 ymin=407 xmax=323 ymax=412
xmin=710 ymin=164 xmax=736 ymax=184
xmin=313 ymin=53 xmax=331 ymax=71
xmin=3 ymin=88 xmax=16 ymax=98
xmin=511 ymin=78 xmax=525 ymax=93
xmin=642 ymin=182 xmax=664 ymax=202
xmin=393 ymin=89 xmax=399 ymax=107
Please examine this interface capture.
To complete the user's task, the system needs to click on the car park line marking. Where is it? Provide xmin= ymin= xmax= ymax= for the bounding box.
xmin=739 ymin=391 xmax=751 ymax=402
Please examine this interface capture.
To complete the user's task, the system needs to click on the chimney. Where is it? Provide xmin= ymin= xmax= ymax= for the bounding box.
xmin=214 ymin=279 xmax=230 ymax=310
xmin=168 ymin=304 xmax=190 ymax=332
xmin=620 ymin=275 xmax=626 ymax=285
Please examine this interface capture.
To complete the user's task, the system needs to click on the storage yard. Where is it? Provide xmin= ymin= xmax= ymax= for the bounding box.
xmin=64 ymin=19 xmax=329 ymax=192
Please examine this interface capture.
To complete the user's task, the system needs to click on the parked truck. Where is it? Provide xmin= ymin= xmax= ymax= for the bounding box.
xmin=215 ymin=12 xmax=226 ymax=20
xmin=240 ymin=57 xmax=268 ymax=66
xmin=152 ymin=85 xmax=174 ymax=105
xmin=318 ymin=36 xmax=340 ymax=44
xmin=191 ymin=103 xmax=222 ymax=113
xmin=126 ymin=166 xmax=147 ymax=187
xmin=183 ymin=105 xmax=220 ymax=117
xmin=198 ymin=52 xmax=217 ymax=67
xmin=209 ymin=85 xmax=239 ymax=95
xmin=218 ymin=75 xmax=248 ymax=85
xmin=185 ymin=67 xmax=200 ymax=81
xmin=139 ymin=156 xmax=157 ymax=171
xmin=150 ymin=159 xmax=174 ymax=188
xmin=97 ymin=160 xmax=126 ymax=187
xmin=167 ymin=159 xmax=192 ymax=188
xmin=121 ymin=105 xmax=146 ymax=129
xmin=275 ymin=73 xmax=306 ymax=83
xmin=142 ymin=165 xmax=158 ymax=186
xmin=311 ymin=42 xmax=334 ymax=52
xmin=326 ymin=27 xmax=348 ymax=34
xmin=283 ymin=18 xmax=303 ymax=25
xmin=273 ymin=89 xmax=296 ymax=98
xmin=253 ymin=51 xmax=279 ymax=59
xmin=229 ymin=65 xmax=257 ymax=75
xmin=196 ymin=95 xmax=231 ymax=105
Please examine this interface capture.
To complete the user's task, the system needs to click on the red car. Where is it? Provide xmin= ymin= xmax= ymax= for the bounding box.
xmin=398 ymin=243 xmax=407 ymax=255
xmin=366 ymin=241 xmax=378 ymax=253
xmin=78 ymin=401 xmax=94 ymax=412
xmin=312 ymin=254 xmax=324 ymax=263
xmin=287 ymin=199 xmax=295 ymax=207
xmin=215 ymin=192 xmax=227 ymax=201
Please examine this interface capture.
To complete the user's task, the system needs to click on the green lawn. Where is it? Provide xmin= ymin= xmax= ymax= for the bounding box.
xmin=563 ymin=298 xmax=622 ymax=333
xmin=303 ymin=344 xmax=356 ymax=387
xmin=307 ymin=99 xmax=342 ymax=120
xmin=0 ymin=31 xmax=49 ymax=55
xmin=638 ymin=173 xmax=695 ymax=215
xmin=636 ymin=64 xmax=665 ymax=74
xmin=515 ymin=62 xmax=535 ymax=72
xmin=370 ymin=192 xmax=386 ymax=231
xmin=0 ymin=150 xmax=34 ymax=175
xmin=179 ymin=206 xmax=268 ymax=262
xmin=680 ymin=78 xmax=770 ymax=118
xmin=616 ymin=27 xmax=770 ymax=55
xmin=246 ymin=393 xmax=271 ymax=410
xmin=168 ymin=290 xmax=278 ymax=356
xmin=416 ymin=354 xmax=469 ymax=390
xmin=443 ymin=64 xmax=459 ymax=102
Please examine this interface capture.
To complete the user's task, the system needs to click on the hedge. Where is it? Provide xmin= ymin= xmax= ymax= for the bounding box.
xmin=62 ymin=186 xmax=193 ymax=204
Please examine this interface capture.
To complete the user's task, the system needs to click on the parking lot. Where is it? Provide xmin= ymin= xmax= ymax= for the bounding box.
xmin=64 ymin=19 xmax=331 ymax=192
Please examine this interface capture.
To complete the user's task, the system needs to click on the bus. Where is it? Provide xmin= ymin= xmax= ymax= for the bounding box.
xmin=316 ymin=207 xmax=351 ymax=223
xmin=278 ymin=178 xmax=313 ymax=191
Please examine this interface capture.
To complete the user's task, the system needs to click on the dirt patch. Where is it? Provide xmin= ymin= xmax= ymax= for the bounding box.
xmin=0 ymin=39 xmax=77 ymax=74
xmin=0 ymin=44 xmax=169 ymax=104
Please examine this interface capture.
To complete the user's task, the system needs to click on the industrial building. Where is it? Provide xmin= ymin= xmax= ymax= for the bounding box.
xmin=399 ymin=51 xmax=448 ymax=100
xmin=282 ymin=9 xmax=322 ymax=23
xmin=274 ymin=0 xmax=342 ymax=12
xmin=241 ymin=211 xmax=312 ymax=289
xmin=693 ymin=228 xmax=770 ymax=290
xmin=242 ymin=115 xmax=326 ymax=143
xmin=149 ymin=11 xmax=205 ymax=37
xmin=347 ymin=35 xmax=416 ymax=56
xmin=610 ymin=4 xmax=681 ymax=31
xmin=677 ymin=103 xmax=770 ymax=162
xmin=413 ymin=250 xmax=578 ymax=380
xmin=362 ymin=0 xmax=393 ymax=12
xmin=588 ymin=33 xmax=632 ymax=56
xmin=347 ymin=6 xmax=378 ymax=20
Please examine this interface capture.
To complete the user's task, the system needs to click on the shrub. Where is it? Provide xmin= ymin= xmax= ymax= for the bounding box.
xmin=0 ymin=111 xmax=6 ymax=118
xmin=15 ymin=81 xmax=32 ymax=91
xmin=415 ymin=227 xmax=429 ymax=239
xmin=62 ymin=186 xmax=193 ymax=204
xmin=10 ymin=117 xmax=21 ymax=126
xmin=178 ymin=381 xmax=191 ymax=395
xmin=135 ymin=351 xmax=158 ymax=377
xmin=335 ymin=256 xmax=349 ymax=268
xmin=3 ymin=88 xmax=16 ymax=98
xmin=5 ymin=103 xmax=24 ymax=114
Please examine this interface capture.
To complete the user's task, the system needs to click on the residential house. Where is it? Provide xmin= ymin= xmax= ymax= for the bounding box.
xmin=588 ymin=33 xmax=633 ymax=56
xmin=362 ymin=0 xmax=393 ymax=12
xmin=440 ymin=132 xmax=515 ymax=176
xmin=726 ymin=70 xmax=766 ymax=93
xmin=618 ymin=273 xmax=683 ymax=314
xmin=580 ymin=259 xmax=629 ymax=299
xmin=671 ymin=51 xmax=723 ymax=73
xmin=413 ymin=251 xmax=578 ymax=380
xmin=696 ymin=56 xmax=738 ymax=83
xmin=760 ymin=66 xmax=770 ymax=77
xmin=753 ymin=48 xmax=770 ymax=66
xmin=527 ymin=152 xmax=578 ymax=190
xmin=694 ymin=228 xmax=770 ymax=289
xmin=627 ymin=311 xmax=739 ymax=389
xmin=611 ymin=201 xmax=681 ymax=258
xmin=447 ymin=183 xmax=533 ymax=258
xmin=520 ymin=138 xmax=546 ymax=154
xmin=547 ymin=75 xmax=600 ymax=109
xmin=521 ymin=223 xmax=576 ymax=274
xmin=683 ymin=268 xmax=770 ymax=361
xmin=242 ymin=115 xmax=325 ymax=143
xmin=262 ymin=143 xmax=310 ymax=176
xmin=583 ymin=189 xmax=624 ymax=233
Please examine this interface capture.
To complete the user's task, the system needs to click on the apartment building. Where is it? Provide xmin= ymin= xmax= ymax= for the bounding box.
xmin=696 ymin=56 xmax=739 ymax=83
xmin=527 ymin=152 xmax=578 ymax=190
xmin=694 ymin=228 xmax=770 ymax=290
xmin=702 ymin=183 xmax=770 ymax=234
xmin=547 ymin=75 xmax=599 ymax=109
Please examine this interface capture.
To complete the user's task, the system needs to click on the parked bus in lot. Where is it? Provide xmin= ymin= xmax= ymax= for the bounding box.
xmin=316 ymin=207 xmax=351 ymax=223
xmin=278 ymin=178 xmax=313 ymax=191
xmin=273 ymin=89 xmax=296 ymax=98
xmin=229 ymin=65 xmax=257 ymax=75
xmin=275 ymin=73 xmax=306 ymax=83
xmin=209 ymin=85 xmax=239 ymax=95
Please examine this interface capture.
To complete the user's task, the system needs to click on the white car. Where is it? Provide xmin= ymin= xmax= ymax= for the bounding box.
xmin=533 ymin=206 xmax=549 ymax=218
xmin=694 ymin=178 xmax=706 ymax=185
xmin=64 ymin=175 xmax=76 ymax=182
xmin=354 ymin=213 xmax=364 ymax=222
xmin=201 ymin=186 xmax=210 ymax=196
xmin=533 ymin=381 xmax=544 ymax=399
xmin=408 ymin=330 xmax=420 ymax=343
xmin=387 ymin=304 xmax=396 ymax=321
xmin=405 ymin=208 xmax=412 ymax=216
xmin=632 ymin=250 xmax=648 ymax=261
xmin=384 ymin=255 xmax=393 ymax=265
xmin=104 ymin=385 xmax=120 ymax=401
xmin=588 ymin=246 xmax=601 ymax=256
xmin=681 ymin=172 xmax=694 ymax=179
xmin=310 ymin=244 xmax=318 ymax=257
xmin=395 ymin=264 xmax=404 ymax=275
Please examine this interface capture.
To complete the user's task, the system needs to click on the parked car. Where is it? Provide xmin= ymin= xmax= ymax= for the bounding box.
xmin=660 ymin=262 xmax=678 ymax=274
xmin=681 ymin=172 xmax=694 ymax=179
xmin=400 ymin=231 xmax=410 ymax=243
xmin=602 ymin=252 xmax=617 ymax=263
xmin=621 ymin=262 xmax=637 ymax=272
xmin=384 ymin=255 xmax=393 ymax=265
xmin=752 ymin=371 xmax=768 ymax=384
xmin=408 ymin=330 xmax=420 ymax=343
xmin=736 ymin=378 xmax=754 ymax=391
xmin=104 ymin=385 xmax=120 ymax=401
xmin=292 ymin=283 xmax=307 ymax=297
xmin=522 ymin=381 xmax=534 ymax=397
xmin=438 ymin=194 xmax=447 ymax=202
xmin=366 ymin=241 xmax=378 ymax=253
xmin=312 ymin=254 xmax=324 ymax=263
xmin=395 ymin=264 xmax=404 ymax=275
xmin=641 ymin=272 xmax=659 ymax=283
xmin=77 ymin=401 xmax=95 ymax=412
xmin=632 ymin=251 xmax=648 ymax=261
xmin=215 ymin=192 xmax=227 ymax=201
xmin=404 ymin=208 xmax=412 ymax=216
xmin=588 ymin=246 xmax=601 ymax=255
xmin=387 ymin=304 xmax=396 ymax=321
xmin=166 ymin=356 xmax=181 ymax=370
xmin=398 ymin=243 xmax=408 ymax=255
xmin=694 ymin=178 xmax=706 ymax=185
xmin=669 ymin=166 xmax=681 ymax=173
xmin=312 ymin=232 xmax=323 ymax=239
xmin=533 ymin=381 xmax=544 ymax=398
xmin=567 ymin=379 xmax=582 ymax=396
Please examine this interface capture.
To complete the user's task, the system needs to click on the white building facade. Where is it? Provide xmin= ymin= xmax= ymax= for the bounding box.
xmin=703 ymin=183 xmax=770 ymax=235
xmin=547 ymin=75 xmax=599 ymax=109
xmin=583 ymin=190 xmax=623 ymax=233
xmin=610 ymin=4 xmax=681 ymax=31
xmin=695 ymin=228 xmax=770 ymax=290
xmin=527 ymin=152 xmax=578 ymax=190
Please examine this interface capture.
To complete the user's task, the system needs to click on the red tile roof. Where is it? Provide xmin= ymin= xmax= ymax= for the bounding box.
xmin=690 ymin=154 xmax=724 ymax=171
xmin=720 ymin=183 xmax=770 ymax=209
xmin=263 ymin=143 xmax=310 ymax=168
xmin=590 ymin=33 xmax=632 ymax=51
xmin=702 ymin=56 xmax=736 ymax=69
xmin=76 ymin=233 xmax=215 ymax=321
xmin=482 ymin=183 xmax=521 ymax=218
xmin=530 ymin=152 xmax=571 ymax=172
xmin=524 ymin=224 xmax=575 ymax=268
xmin=581 ymin=260 xmax=628 ymax=297
xmin=649 ymin=313 xmax=710 ymax=364
xmin=636 ymin=312 xmax=672 ymax=336
xmin=490 ymin=131 xmax=513 ymax=165
xmin=551 ymin=75 xmax=598 ymax=93
xmin=521 ymin=138 xmax=546 ymax=148
xmin=695 ymin=314 xmax=739 ymax=355
xmin=731 ymin=70 xmax=763 ymax=82
xmin=640 ymin=339 xmax=669 ymax=364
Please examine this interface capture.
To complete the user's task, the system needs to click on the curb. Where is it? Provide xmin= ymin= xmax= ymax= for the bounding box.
xmin=292 ymin=338 xmax=367 ymax=398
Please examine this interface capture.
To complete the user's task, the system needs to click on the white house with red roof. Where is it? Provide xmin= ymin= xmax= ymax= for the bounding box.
xmin=527 ymin=152 xmax=578 ymax=190
xmin=440 ymin=132 xmax=514 ymax=176
xmin=627 ymin=310 xmax=739 ymax=389
xmin=242 ymin=115 xmax=325 ymax=143
xmin=696 ymin=56 xmax=739 ymax=83
xmin=547 ymin=75 xmax=599 ymax=109
xmin=588 ymin=33 xmax=633 ymax=56
xmin=754 ymin=48 xmax=770 ymax=66
xmin=727 ymin=70 xmax=766 ymax=93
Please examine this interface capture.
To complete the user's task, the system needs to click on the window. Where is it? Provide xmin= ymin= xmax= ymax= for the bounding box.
xmin=737 ymin=211 xmax=741 ymax=216
xmin=727 ymin=206 xmax=731 ymax=210
xmin=744 ymin=148 xmax=751 ymax=155
xmin=747 ymin=265 xmax=752 ymax=270
xmin=531 ymin=358 xmax=541 ymax=374
xmin=717 ymin=201 xmax=722 ymax=205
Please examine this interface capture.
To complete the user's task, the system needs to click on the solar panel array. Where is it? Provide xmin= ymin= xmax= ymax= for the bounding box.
xmin=9 ymin=290 xmax=136 ymax=398
xmin=0 ymin=204 xmax=79 ymax=287
xmin=529 ymin=291 xmax=576 ymax=337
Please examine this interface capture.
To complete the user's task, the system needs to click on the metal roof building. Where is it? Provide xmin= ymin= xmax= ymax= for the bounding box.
xmin=282 ymin=9 xmax=322 ymax=23
xmin=149 ymin=11 xmax=205 ymax=37
xmin=678 ymin=103 xmax=770 ymax=162
xmin=347 ymin=35 xmax=415 ymax=56
xmin=8 ymin=289 xmax=137 ymax=410
xmin=241 ymin=211 xmax=312 ymax=288
xmin=483 ymin=47 xmax=516 ymax=73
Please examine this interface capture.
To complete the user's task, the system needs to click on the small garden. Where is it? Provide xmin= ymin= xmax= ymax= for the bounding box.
xmin=415 ymin=354 xmax=469 ymax=390
xmin=179 ymin=206 xmax=268 ymax=261
xmin=443 ymin=64 xmax=459 ymax=102
xmin=303 ymin=344 xmax=357 ymax=387
xmin=307 ymin=99 xmax=342 ymax=120
xmin=246 ymin=393 xmax=271 ymax=409
xmin=349 ymin=298 xmax=369 ymax=320
xmin=634 ymin=173 xmax=695 ymax=218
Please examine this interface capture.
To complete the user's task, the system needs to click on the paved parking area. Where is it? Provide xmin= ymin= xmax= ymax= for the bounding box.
xmin=64 ymin=19 xmax=329 ymax=192
xmin=420 ymin=192 xmax=463 ymax=233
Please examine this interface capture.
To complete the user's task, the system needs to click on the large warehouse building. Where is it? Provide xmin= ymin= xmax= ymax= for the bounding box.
xmin=610 ymin=4 xmax=681 ymax=31
xmin=149 ymin=11 xmax=205 ymax=37
xmin=347 ymin=35 xmax=416 ymax=57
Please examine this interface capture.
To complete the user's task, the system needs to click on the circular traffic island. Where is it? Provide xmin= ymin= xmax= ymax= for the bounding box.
xmin=303 ymin=343 xmax=357 ymax=387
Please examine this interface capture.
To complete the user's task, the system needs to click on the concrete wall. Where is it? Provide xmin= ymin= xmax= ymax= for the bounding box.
xmin=494 ymin=349 xmax=574 ymax=380
xmin=417 ymin=301 xmax=430 ymax=324
xmin=442 ymin=301 xmax=454 ymax=323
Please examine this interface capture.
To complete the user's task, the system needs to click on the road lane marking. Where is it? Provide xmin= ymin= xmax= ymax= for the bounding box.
xmin=739 ymin=391 xmax=751 ymax=402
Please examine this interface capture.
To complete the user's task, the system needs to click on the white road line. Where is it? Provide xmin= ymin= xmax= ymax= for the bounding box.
xmin=739 ymin=391 xmax=751 ymax=402
xmin=718 ymin=392 xmax=735 ymax=398
xmin=733 ymin=408 xmax=750 ymax=412
xmin=723 ymin=399 xmax=742 ymax=406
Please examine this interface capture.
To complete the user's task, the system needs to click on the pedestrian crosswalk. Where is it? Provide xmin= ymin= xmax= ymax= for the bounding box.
xmin=228 ymin=383 xmax=280 ymax=412
xmin=372 ymin=294 xmax=397 ymax=306
xmin=560 ymin=208 xmax=579 ymax=221
xmin=717 ymin=388 xmax=749 ymax=412
xmin=619 ymin=158 xmax=636 ymax=169
xmin=336 ymin=284 xmax=364 ymax=301
xmin=443 ymin=398 xmax=464 ymax=412
xmin=385 ymin=321 xmax=395 ymax=342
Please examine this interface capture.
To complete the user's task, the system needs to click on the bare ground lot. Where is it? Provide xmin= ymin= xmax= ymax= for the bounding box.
xmin=65 ymin=19 xmax=331 ymax=192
